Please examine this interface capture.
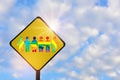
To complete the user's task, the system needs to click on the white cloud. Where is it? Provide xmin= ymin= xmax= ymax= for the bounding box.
xmin=73 ymin=56 xmax=87 ymax=69
xmin=34 ymin=0 xmax=70 ymax=18
xmin=8 ymin=8 xmax=33 ymax=38
xmin=0 ymin=0 xmax=15 ymax=13
xmin=69 ymin=71 xmax=78 ymax=78
xmin=34 ymin=0 xmax=70 ymax=31
xmin=12 ymin=72 xmax=22 ymax=78
xmin=10 ymin=54 xmax=27 ymax=71
xmin=0 ymin=0 xmax=16 ymax=20
xmin=76 ymin=0 xmax=97 ymax=7
xmin=69 ymin=35 xmax=119 ymax=79
xmin=61 ymin=23 xmax=81 ymax=52
xmin=79 ymin=75 xmax=98 ymax=80
xmin=79 ymin=27 xmax=99 ymax=42
xmin=9 ymin=50 xmax=34 ymax=78
xmin=107 ymin=0 xmax=120 ymax=18
xmin=107 ymin=71 xmax=117 ymax=77
xmin=80 ymin=27 xmax=99 ymax=37
xmin=52 ymin=0 xmax=120 ymax=78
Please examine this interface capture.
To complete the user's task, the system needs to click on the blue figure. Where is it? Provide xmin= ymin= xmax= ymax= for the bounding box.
xmin=24 ymin=36 xmax=30 ymax=52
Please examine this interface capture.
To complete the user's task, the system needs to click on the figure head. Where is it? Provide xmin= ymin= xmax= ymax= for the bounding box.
xmin=39 ymin=36 xmax=43 ymax=40
xmin=26 ymin=36 xmax=28 ymax=39
xmin=33 ymin=36 xmax=36 ymax=40
xmin=46 ymin=36 xmax=49 ymax=40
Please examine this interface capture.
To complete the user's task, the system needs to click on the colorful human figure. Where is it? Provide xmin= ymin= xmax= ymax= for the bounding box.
xmin=38 ymin=36 xmax=44 ymax=52
xmin=31 ymin=36 xmax=38 ymax=52
xmin=24 ymin=36 xmax=30 ymax=52
xmin=45 ymin=36 xmax=50 ymax=52
xmin=17 ymin=36 xmax=24 ymax=52
xmin=51 ymin=36 xmax=57 ymax=52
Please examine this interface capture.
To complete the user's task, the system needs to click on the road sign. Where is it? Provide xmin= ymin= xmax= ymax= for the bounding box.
xmin=10 ymin=17 xmax=65 ymax=71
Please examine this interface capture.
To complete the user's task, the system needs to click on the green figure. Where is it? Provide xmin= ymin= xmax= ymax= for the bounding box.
xmin=51 ymin=43 xmax=56 ymax=52
xmin=24 ymin=36 xmax=30 ymax=52
xmin=46 ymin=44 xmax=50 ymax=52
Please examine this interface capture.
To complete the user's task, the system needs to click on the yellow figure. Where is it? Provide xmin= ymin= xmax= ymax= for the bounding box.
xmin=17 ymin=36 xmax=24 ymax=52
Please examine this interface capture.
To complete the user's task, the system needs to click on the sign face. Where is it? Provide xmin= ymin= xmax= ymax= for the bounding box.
xmin=10 ymin=17 xmax=65 ymax=70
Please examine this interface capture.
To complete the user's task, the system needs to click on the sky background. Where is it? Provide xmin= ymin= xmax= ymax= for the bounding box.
xmin=0 ymin=0 xmax=120 ymax=80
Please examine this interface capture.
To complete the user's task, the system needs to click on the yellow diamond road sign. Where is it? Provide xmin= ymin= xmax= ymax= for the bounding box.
xmin=10 ymin=17 xmax=65 ymax=70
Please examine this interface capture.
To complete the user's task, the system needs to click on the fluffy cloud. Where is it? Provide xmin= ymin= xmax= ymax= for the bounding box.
xmin=0 ymin=0 xmax=16 ymax=20
xmin=47 ymin=0 xmax=120 ymax=80
xmin=9 ymin=50 xmax=34 ymax=79
xmin=34 ymin=0 xmax=70 ymax=31
xmin=12 ymin=73 xmax=22 ymax=79
xmin=0 ymin=0 xmax=15 ymax=13
xmin=10 ymin=53 xmax=28 ymax=71
xmin=108 ymin=0 xmax=120 ymax=18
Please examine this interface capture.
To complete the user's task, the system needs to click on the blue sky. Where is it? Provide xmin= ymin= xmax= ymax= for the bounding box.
xmin=0 ymin=0 xmax=120 ymax=80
